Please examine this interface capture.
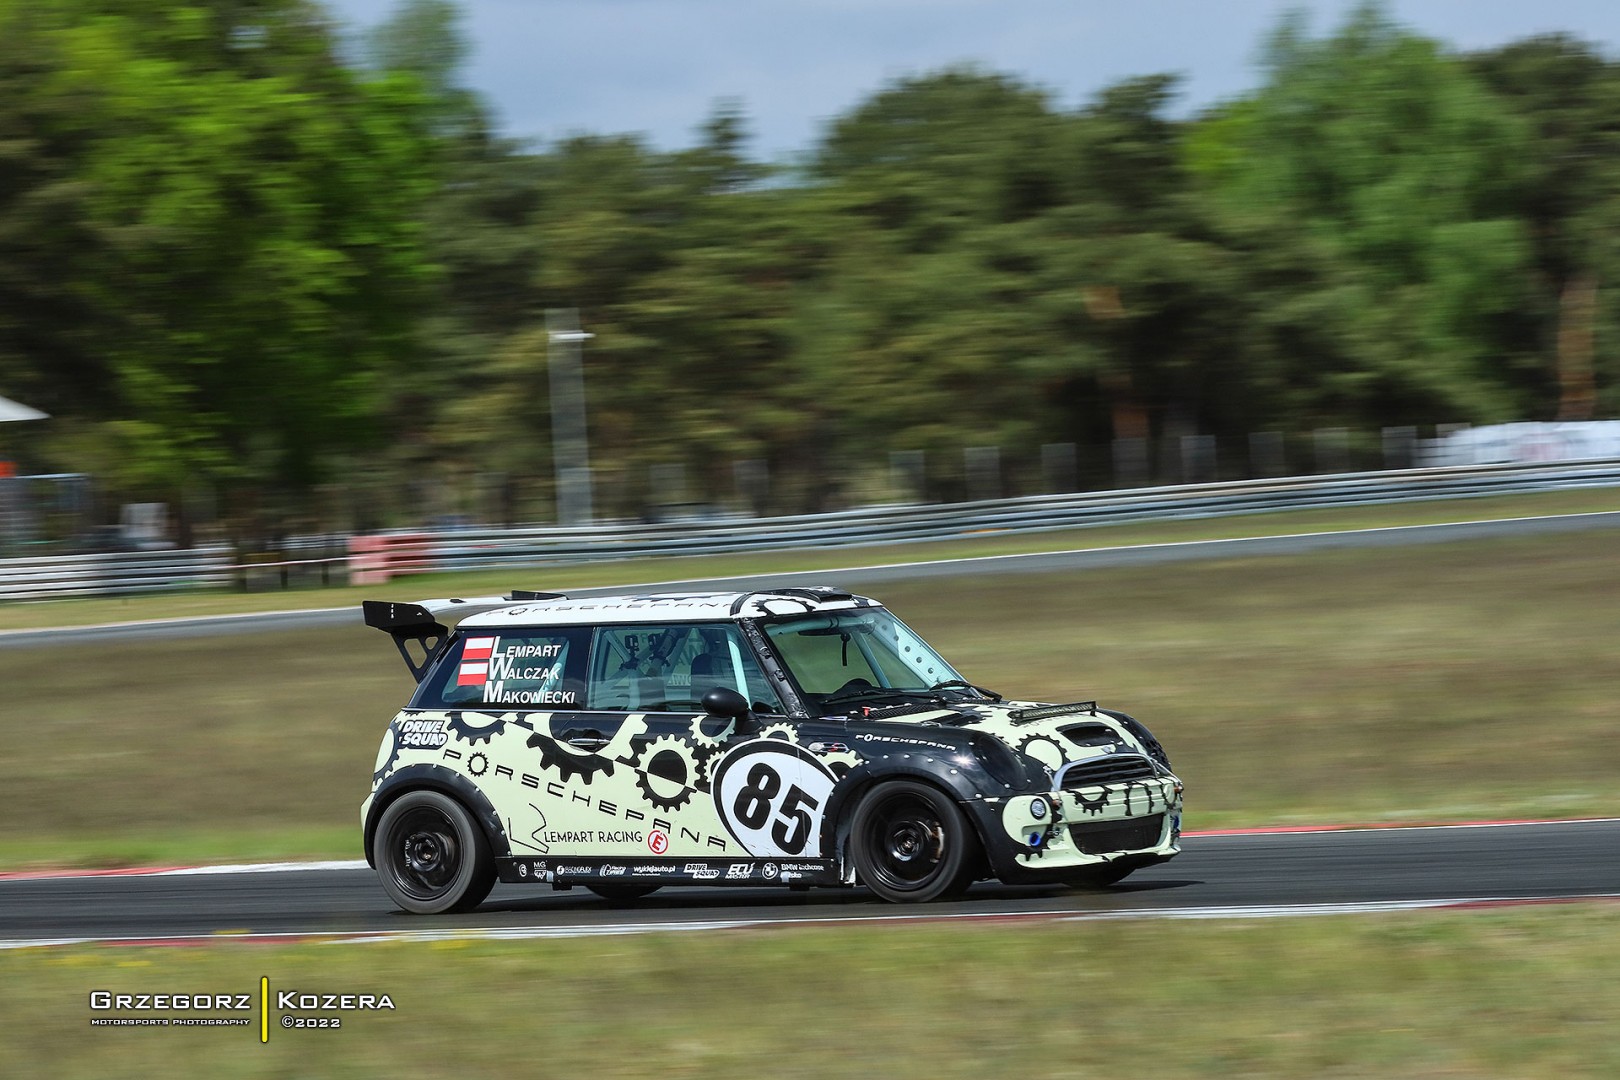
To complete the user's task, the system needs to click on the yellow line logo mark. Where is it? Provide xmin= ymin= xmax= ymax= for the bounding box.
xmin=260 ymin=976 xmax=268 ymax=1043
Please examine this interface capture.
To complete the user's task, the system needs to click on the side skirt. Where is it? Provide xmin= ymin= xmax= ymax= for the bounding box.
xmin=497 ymin=855 xmax=839 ymax=888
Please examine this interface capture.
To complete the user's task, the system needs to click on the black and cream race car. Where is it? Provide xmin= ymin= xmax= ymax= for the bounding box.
xmin=361 ymin=587 xmax=1183 ymax=913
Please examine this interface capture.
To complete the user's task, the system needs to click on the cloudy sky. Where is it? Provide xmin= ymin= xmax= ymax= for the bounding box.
xmin=325 ymin=0 xmax=1620 ymax=160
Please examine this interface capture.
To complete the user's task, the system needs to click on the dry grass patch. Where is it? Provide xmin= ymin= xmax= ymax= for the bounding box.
xmin=2 ymin=906 xmax=1617 ymax=1078
xmin=0 ymin=529 xmax=1615 ymax=866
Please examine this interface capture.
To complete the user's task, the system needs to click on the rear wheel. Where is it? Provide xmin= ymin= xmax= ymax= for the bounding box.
xmin=375 ymin=790 xmax=496 ymax=914
xmin=585 ymin=884 xmax=661 ymax=901
xmin=849 ymin=780 xmax=979 ymax=903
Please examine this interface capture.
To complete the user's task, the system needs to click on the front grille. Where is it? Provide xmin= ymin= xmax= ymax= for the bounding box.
xmin=1058 ymin=754 xmax=1156 ymax=787
xmin=1068 ymin=815 xmax=1164 ymax=855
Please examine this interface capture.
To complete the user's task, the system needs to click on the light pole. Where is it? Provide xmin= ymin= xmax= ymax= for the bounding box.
xmin=546 ymin=309 xmax=595 ymax=526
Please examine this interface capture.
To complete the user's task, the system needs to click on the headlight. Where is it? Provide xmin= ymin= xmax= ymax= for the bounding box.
xmin=969 ymin=734 xmax=1028 ymax=789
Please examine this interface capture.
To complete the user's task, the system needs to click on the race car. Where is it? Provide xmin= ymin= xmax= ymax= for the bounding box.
xmin=361 ymin=586 xmax=1182 ymax=913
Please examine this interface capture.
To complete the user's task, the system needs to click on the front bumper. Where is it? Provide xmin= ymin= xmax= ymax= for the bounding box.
xmin=981 ymin=773 xmax=1183 ymax=883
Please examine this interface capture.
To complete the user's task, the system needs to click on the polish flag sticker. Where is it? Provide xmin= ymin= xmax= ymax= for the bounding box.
xmin=458 ymin=637 xmax=496 ymax=686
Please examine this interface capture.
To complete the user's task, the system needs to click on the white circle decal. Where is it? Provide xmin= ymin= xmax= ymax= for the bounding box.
xmin=712 ymin=742 xmax=838 ymax=858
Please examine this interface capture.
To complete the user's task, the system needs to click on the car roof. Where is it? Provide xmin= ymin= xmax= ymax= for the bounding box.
xmin=456 ymin=587 xmax=878 ymax=629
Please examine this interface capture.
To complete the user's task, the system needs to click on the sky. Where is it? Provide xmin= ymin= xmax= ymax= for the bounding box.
xmin=324 ymin=0 xmax=1620 ymax=160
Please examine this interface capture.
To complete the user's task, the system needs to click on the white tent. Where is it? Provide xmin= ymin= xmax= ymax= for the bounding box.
xmin=0 ymin=395 xmax=48 ymax=423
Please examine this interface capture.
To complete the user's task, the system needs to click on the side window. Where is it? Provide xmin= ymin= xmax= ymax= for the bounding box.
xmin=768 ymin=629 xmax=881 ymax=694
xmin=415 ymin=628 xmax=588 ymax=709
xmin=588 ymin=623 xmax=783 ymax=714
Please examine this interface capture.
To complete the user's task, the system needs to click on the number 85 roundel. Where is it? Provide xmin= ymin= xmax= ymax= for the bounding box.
xmin=712 ymin=741 xmax=838 ymax=857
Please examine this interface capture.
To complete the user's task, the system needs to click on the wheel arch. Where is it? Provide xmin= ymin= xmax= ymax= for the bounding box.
xmin=821 ymin=761 xmax=990 ymax=881
xmin=364 ymin=764 xmax=511 ymax=868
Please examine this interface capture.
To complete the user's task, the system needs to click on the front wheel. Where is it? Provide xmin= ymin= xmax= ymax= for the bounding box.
xmin=849 ymin=780 xmax=979 ymax=903
xmin=375 ymin=790 xmax=496 ymax=914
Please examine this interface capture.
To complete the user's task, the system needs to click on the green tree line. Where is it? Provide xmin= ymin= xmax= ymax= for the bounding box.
xmin=1 ymin=0 xmax=1617 ymax=534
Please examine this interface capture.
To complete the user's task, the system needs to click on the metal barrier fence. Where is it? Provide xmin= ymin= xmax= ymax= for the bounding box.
xmin=1 ymin=458 xmax=1616 ymax=600
xmin=0 ymin=546 xmax=237 ymax=601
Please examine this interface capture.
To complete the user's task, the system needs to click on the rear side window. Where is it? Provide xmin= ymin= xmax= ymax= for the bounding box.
xmin=414 ymin=628 xmax=589 ymax=709
xmin=588 ymin=623 xmax=783 ymax=713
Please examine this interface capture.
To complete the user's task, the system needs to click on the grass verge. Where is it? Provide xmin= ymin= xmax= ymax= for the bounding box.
xmin=0 ymin=527 xmax=1615 ymax=869
xmin=0 ymin=486 xmax=1612 ymax=632
xmin=4 ymin=906 xmax=1617 ymax=1078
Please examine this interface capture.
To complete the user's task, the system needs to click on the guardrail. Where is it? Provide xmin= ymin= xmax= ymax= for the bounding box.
xmin=2 ymin=458 xmax=1616 ymax=598
xmin=366 ymin=457 xmax=1620 ymax=579
xmin=0 ymin=546 xmax=237 ymax=601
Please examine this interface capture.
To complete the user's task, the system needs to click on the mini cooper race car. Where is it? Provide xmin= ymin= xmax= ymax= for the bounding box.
xmin=362 ymin=586 xmax=1182 ymax=913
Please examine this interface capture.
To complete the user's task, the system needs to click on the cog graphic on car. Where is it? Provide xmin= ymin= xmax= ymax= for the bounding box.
xmin=687 ymin=714 xmax=733 ymax=748
xmin=372 ymin=723 xmax=403 ymax=783
xmin=525 ymin=731 xmax=617 ymax=784
xmin=1016 ymin=734 xmax=1067 ymax=773
xmin=445 ymin=710 xmax=506 ymax=745
xmin=629 ymin=735 xmax=708 ymax=812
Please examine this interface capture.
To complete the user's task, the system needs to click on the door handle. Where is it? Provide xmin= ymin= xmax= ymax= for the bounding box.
xmin=565 ymin=733 xmax=609 ymax=751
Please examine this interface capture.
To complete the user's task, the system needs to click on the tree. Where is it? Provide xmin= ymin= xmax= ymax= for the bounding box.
xmin=0 ymin=0 xmax=438 ymax=530
xmin=1190 ymin=3 xmax=1538 ymax=427
xmin=1468 ymin=35 xmax=1620 ymax=419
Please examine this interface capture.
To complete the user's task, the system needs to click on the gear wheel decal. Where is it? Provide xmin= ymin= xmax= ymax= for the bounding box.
xmin=526 ymin=731 xmax=617 ymax=784
xmin=629 ymin=735 xmax=706 ymax=812
xmin=1016 ymin=734 xmax=1066 ymax=773
xmin=688 ymin=714 xmax=733 ymax=748
xmin=759 ymin=722 xmax=797 ymax=742
xmin=446 ymin=710 xmax=506 ymax=745
xmin=372 ymin=725 xmax=403 ymax=783
xmin=468 ymin=752 xmax=489 ymax=777
xmin=1071 ymin=787 xmax=1111 ymax=816
xmin=823 ymin=749 xmax=862 ymax=777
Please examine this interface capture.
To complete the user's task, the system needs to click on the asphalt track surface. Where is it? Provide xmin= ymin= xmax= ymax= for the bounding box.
xmin=4 ymin=820 xmax=1616 ymax=947
xmin=2 ymin=509 xmax=1618 ymax=650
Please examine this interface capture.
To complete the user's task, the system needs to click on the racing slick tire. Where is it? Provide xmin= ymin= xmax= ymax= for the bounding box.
xmin=585 ymin=884 xmax=662 ymax=901
xmin=849 ymin=780 xmax=979 ymax=903
xmin=375 ymin=790 xmax=497 ymax=914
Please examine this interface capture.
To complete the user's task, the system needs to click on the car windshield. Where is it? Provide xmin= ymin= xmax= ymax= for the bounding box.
xmin=762 ymin=609 xmax=970 ymax=708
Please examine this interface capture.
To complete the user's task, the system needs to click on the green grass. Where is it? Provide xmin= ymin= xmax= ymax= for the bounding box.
xmin=1 ymin=525 xmax=1615 ymax=870
xmin=0 ymin=486 xmax=1612 ymax=632
xmin=4 ymin=906 xmax=1618 ymax=1077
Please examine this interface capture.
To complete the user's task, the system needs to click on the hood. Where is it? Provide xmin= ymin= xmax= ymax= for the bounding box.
xmin=839 ymin=697 xmax=1170 ymax=786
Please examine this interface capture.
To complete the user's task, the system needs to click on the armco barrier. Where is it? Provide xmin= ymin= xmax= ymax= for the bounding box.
xmin=1 ymin=459 xmax=1617 ymax=599
xmin=0 ymin=547 xmax=235 ymax=601
xmin=385 ymin=457 xmax=1620 ymax=575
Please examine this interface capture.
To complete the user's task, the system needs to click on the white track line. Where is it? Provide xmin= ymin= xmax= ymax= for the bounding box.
xmin=3 ymin=894 xmax=1618 ymax=951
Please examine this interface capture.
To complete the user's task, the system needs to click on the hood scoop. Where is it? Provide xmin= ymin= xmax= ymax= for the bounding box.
xmin=1061 ymin=722 xmax=1127 ymax=750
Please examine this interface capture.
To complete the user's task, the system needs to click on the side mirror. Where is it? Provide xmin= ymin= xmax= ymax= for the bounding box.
xmin=702 ymin=686 xmax=755 ymax=733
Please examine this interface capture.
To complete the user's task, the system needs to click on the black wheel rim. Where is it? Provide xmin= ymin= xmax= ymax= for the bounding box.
xmin=386 ymin=806 xmax=462 ymax=901
xmin=862 ymin=792 xmax=948 ymax=892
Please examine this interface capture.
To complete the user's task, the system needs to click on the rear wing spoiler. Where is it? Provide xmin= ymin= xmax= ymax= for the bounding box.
xmin=362 ymin=591 xmax=564 ymax=682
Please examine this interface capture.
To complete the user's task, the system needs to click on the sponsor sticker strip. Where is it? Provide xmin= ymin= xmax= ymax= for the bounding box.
xmin=497 ymin=856 xmax=830 ymax=885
